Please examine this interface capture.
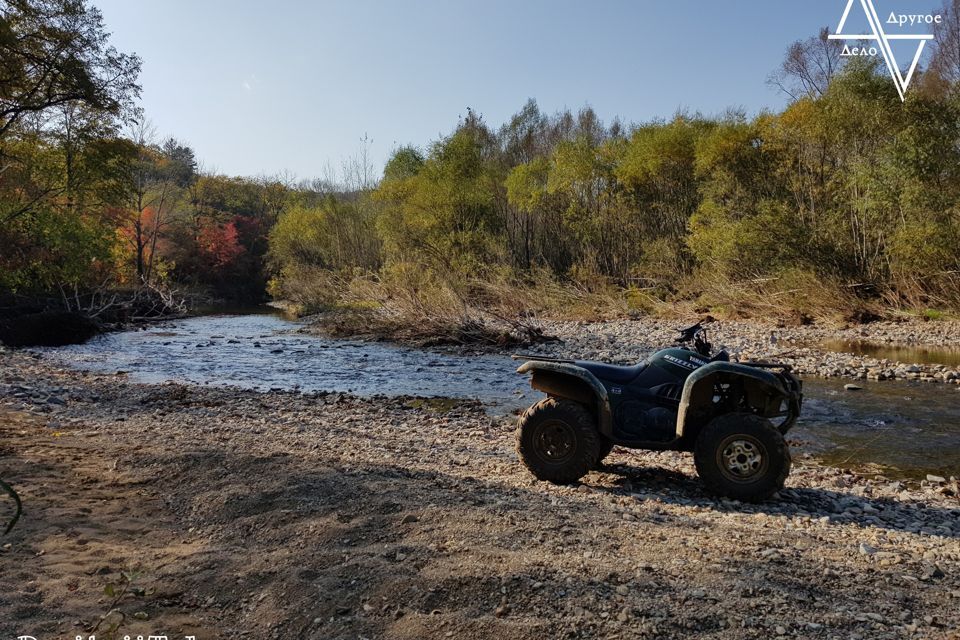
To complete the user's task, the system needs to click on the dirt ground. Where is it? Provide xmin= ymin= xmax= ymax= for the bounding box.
xmin=1 ymin=351 xmax=959 ymax=640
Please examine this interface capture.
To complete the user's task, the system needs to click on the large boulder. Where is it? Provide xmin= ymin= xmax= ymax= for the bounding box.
xmin=0 ymin=311 xmax=101 ymax=347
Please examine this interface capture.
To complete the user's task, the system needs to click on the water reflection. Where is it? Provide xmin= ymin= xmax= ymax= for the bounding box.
xmin=820 ymin=339 xmax=960 ymax=368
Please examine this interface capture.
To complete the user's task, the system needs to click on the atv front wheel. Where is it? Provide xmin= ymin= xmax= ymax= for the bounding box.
xmin=693 ymin=413 xmax=790 ymax=502
xmin=516 ymin=398 xmax=601 ymax=484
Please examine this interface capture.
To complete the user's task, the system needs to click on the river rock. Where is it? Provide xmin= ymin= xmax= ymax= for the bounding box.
xmin=859 ymin=542 xmax=877 ymax=556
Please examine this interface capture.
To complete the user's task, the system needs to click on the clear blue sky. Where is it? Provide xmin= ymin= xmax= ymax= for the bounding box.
xmin=94 ymin=0 xmax=942 ymax=179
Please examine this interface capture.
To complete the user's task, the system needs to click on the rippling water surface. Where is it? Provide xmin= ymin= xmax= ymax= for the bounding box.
xmin=40 ymin=311 xmax=960 ymax=477
xmin=42 ymin=311 xmax=533 ymax=411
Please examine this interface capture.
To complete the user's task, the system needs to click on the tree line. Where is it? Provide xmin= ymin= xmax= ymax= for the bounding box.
xmin=271 ymin=21 xmax=960 ymax=321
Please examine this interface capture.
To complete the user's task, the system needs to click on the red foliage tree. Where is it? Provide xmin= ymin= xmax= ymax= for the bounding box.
xmin=198 ymin=220 xmax=245 ymax=268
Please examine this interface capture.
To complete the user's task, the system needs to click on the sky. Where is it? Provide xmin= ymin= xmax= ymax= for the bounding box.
xmin=94 ymin=0 xmax=944 ymax=179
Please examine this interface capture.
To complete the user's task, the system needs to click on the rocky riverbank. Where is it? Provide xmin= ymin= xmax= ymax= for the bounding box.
xmin=524 ymin=318 xmax=960 ymax=384
xmin=1 ymin=350 xmax=958 ymax=639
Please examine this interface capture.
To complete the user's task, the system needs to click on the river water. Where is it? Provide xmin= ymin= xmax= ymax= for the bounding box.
xmin=39 ymin=311 xmax=960 ymax=479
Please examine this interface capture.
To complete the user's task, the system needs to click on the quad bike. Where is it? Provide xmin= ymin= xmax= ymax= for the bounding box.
xmin=514 ymin=321 xmax=803 ymax=501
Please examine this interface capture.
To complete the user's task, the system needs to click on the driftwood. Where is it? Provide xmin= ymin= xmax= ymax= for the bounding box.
xmin=54 ymin=281 xmax=187 ymax=322
xmin=125 ymin=282 xmax=188 ymax=321
xmin=0 ymin=283 xmax=188 ymax=346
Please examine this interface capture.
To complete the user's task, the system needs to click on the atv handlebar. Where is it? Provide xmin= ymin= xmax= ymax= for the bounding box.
xmin=675 ymin=318 xmax=718 ymax=358
xmin=675 ymin=322 xmax=702 ymax=343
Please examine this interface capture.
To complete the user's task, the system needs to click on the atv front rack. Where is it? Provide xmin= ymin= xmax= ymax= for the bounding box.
xmin=740 ymin=361 xmax=794 ymax=372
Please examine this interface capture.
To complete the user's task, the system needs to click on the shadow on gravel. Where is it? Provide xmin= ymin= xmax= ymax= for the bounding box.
xmin=0 ymin=439 xmax=629 ymax=640
xmin=140 ymin=448 xmax=689 ymax=639
xmin=5 ymin=414 xmax=954 ymax=640
xmin=593 ymin=463 xmax=960 ymax=539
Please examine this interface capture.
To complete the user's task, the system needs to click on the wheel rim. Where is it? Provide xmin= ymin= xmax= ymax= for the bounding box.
xmin=534 ymin=420 xmax=576 ymax=464
xmin=716 ymin=435 xmax=768 ymax=483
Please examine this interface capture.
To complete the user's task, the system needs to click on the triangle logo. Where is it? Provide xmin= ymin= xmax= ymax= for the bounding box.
xmin=828 ymin=0 xmax=935 ymax=101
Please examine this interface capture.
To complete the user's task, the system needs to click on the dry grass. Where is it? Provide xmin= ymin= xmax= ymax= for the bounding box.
xmin=288 ymin=267 xmax=556 ymax=347
xmin=678 ymin=268 xmax=882 ymax=325
xmin=273 ymin=263 xmax=958 ymax=344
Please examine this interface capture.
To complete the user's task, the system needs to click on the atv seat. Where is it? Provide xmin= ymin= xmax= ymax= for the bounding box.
xmin=576 ymin=360 xmax=647 ymax=384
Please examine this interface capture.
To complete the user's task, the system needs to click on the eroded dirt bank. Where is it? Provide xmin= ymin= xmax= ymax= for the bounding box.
xmin=1 ymin=351 xmax=958 ymax=640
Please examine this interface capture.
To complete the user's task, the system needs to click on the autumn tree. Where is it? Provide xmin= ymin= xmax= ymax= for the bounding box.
xmin=0 ymin=0 xmax=140 ymax=141
xmin=125 ymin=123 xmax=195 ymax=284
xmin=0 ymin=0 xmax=140 ymax=297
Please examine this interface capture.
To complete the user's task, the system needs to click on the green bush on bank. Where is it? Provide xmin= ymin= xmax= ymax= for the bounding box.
xmin=267 ymin=61 xmax=960 ymax=332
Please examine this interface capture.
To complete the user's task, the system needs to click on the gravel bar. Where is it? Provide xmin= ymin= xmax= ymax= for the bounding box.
xmin=0 ymin=350 xmax=958 ymax=639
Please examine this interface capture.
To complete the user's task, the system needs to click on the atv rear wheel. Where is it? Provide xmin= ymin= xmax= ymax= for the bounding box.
xmin=516 ymin=398 xmax=601 ymax=484
xmin=693 ymin=413 xmax=790 ymax=502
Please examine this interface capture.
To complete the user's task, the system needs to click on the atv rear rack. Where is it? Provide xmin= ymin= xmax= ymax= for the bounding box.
xmin=511 ymin=354 xmax=574 ymax=363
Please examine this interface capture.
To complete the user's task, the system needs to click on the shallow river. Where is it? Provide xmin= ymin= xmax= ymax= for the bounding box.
xmin=40 ymin=311 xmax=960 ymax=479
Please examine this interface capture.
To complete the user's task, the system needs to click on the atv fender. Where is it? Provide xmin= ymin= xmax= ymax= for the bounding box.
xmin=676 ymin=362 xmax=790 ymax=438
xmin=516 ymin=361 xmax=614 ymax=436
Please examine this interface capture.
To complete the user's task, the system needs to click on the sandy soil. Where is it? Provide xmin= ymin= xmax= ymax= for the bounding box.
xmin=1 ymin=350 xmax=959 ymax=640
